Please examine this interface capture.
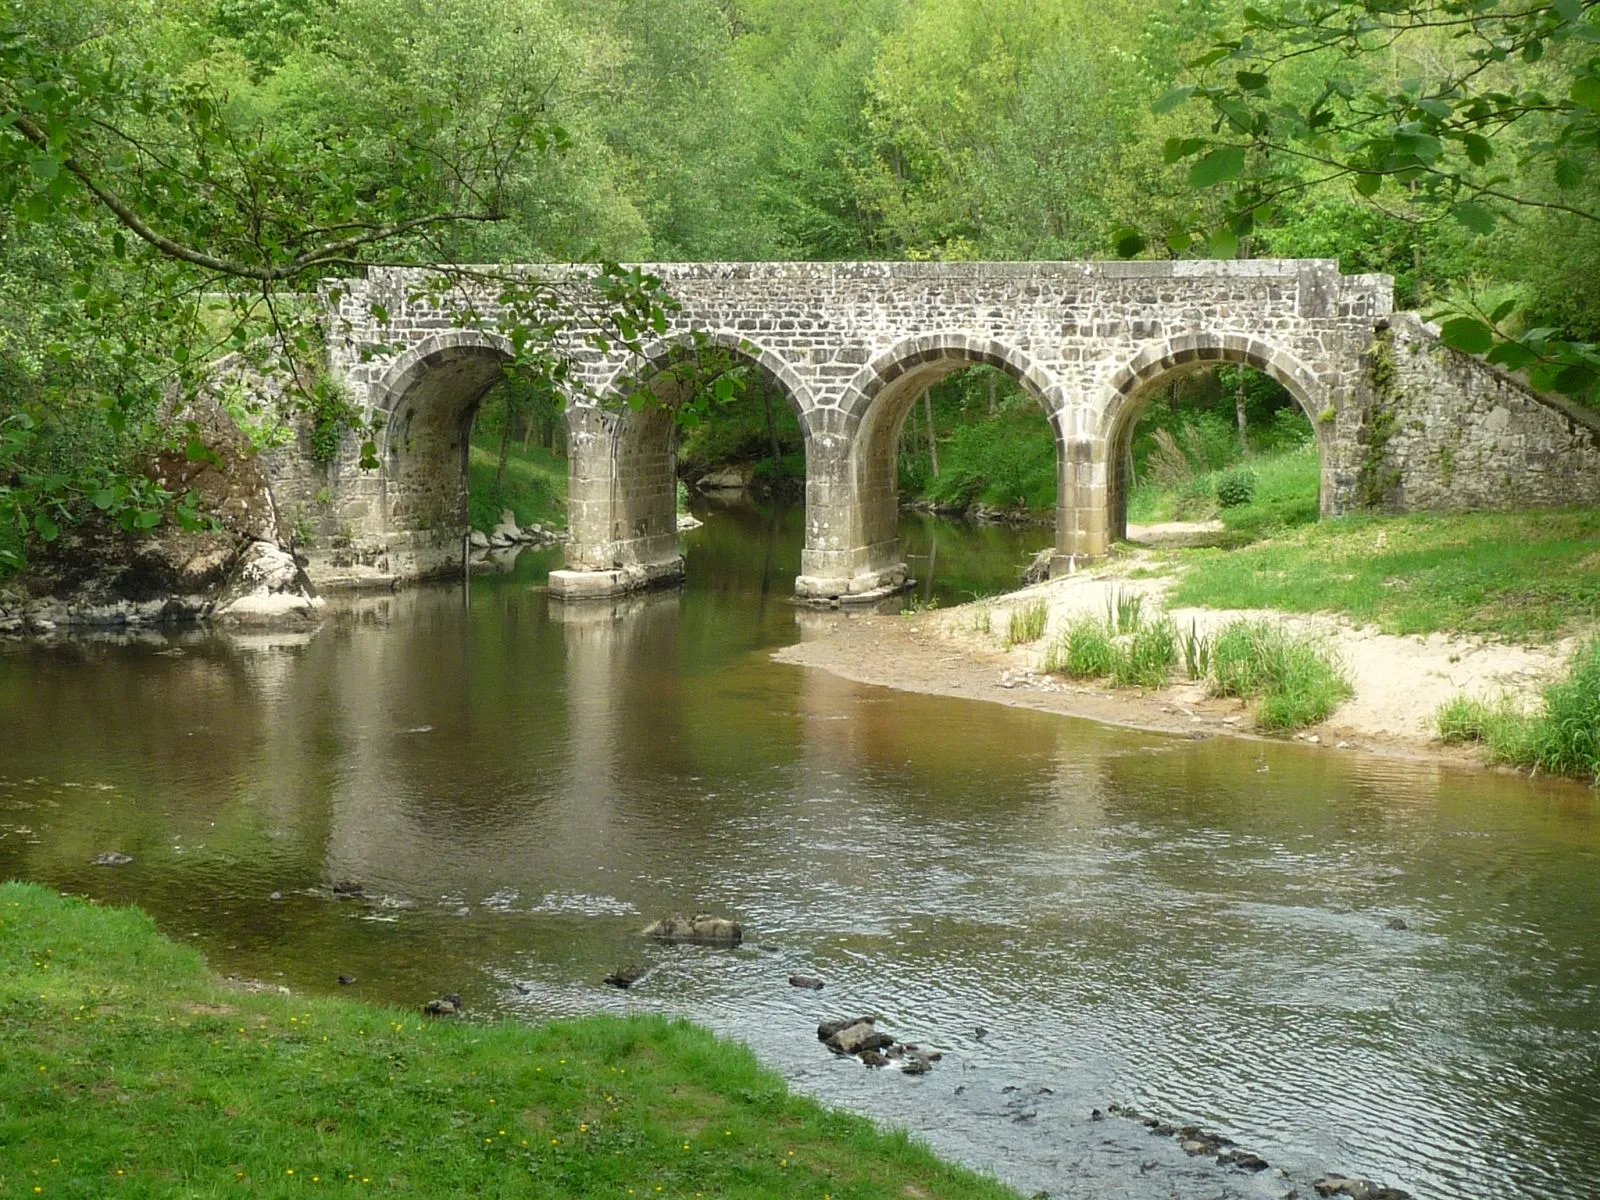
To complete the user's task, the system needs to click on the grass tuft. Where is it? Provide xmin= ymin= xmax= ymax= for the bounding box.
xmin=1045 ymin=616 xmax=1121 ymax=678
xmin=1437 ymin=639 xmax=1600 ymax=782
xmin=1004 ymin=599 xmax=1049 ymax=648
xmin=1112 ymin=618 xmax=1178 ymax=689
xmin=1105 ymin=587 xmax=1145 ymax=635
xmin=1208 ymin=619 xmax=1353 ymax=731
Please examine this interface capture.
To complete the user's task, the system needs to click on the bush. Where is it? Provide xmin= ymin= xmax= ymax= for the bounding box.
xmin=1215 ymin=467 xmax=1259 ymax=508
xmin=1172 ymin=476 xmax=1220 ymax=520
xmin=1209 ymin=619 xmax=1353 ymax=730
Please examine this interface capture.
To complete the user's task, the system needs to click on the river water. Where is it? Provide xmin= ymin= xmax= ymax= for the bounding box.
xmin=3 ymin=500 xmax=1598 ymax=1200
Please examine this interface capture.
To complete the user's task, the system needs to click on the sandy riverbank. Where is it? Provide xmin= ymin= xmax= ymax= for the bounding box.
xmin=775 ymin=552 xmax=1581 ymax=769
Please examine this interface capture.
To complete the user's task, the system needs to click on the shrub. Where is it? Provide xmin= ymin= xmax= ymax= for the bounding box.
xmin=1045 ymin=616 xmax=1122 ymax=678
xmin=1209 ymin=619 xmax=1353 ymax=731
xmin=1004 ymin=599 xmax=1049 ymax=647
xmin=1215 ymin=467 xmax=1259 ymax=508
xmin=1172 ymin=475 xmax=1220 ymax=520
xmin=1113 ymin=618 xmax=1178 ymax=688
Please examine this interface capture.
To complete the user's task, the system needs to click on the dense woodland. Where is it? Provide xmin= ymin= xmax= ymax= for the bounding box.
xmin=3 ymin=0 xmax=1599 ymax=555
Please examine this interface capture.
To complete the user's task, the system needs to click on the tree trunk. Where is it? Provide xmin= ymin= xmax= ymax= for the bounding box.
xmin=923 ymin=391 xmax=939 ymax=477
xmin=986 ymin=371 xmax=997 ymax=417
xmin=763 ymin=381 xmax=782 ymax=467
xmin=1235 ymin=370 xmax=1249 ymax=452
xmin=495 ymin=419 xmax=513 ymax=492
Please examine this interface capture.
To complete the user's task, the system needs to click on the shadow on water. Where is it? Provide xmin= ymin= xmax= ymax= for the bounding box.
xmin=2 ymin=498 xmax=1599 ymax=1199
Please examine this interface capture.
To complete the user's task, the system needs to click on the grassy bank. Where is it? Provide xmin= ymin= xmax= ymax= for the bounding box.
xmin=1437 ymin=638 xmax=1600 ymax=782
xmin=1163 ymin=507 xmax=1600 ymax=641
xmin=467 ymin=436 xmax=567 ymax=534
xmin=0 ymin=884 xmax=1017 ymax=1200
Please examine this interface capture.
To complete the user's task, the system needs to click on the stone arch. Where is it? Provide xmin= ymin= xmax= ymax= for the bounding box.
xmin=370 ymin=331 xmax=515 ymax=574
xmin=1095 ymin=332 xmax=1333 ymax=544
xmin=559 ymin=332 xmax=816 ymax=593
xmin=594 ymin=329 xmax=817 ymax=430
xmin=831 ymin=333 xmax=1065 ymax=598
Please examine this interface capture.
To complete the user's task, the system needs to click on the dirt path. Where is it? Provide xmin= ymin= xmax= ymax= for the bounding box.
xmin=775 ymin=553 xmax=1580 ymax=768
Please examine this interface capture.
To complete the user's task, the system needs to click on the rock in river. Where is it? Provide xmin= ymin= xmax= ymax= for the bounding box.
xmin=604 ymin=964 xmax=649 ymax=989
xmin=826 ymin=1020 xmax=894 ymax=1056
xmin=422 ymin=992 xmax=463 ymax=1017
xmin=642 ymin=914 xmax=743 ymax=945
xmin=788 ymin=975 xmax=825 ymax=989
xmin=92 ymin=851 xmax=133 ymax=867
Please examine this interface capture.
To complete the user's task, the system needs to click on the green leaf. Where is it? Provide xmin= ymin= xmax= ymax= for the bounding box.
xmin=134 ymin=509 xmax=162 ymax=529
xmin=1166 ymin=231 xmax=1193 ymax=254
xmin=1188 ymin=145 xmax=1245 ymax=188
xmin=34 ymin=513 xmax=59 ymax=542
xmin=1354 ymin=172 xmax=1382 ymax=197
xmin=1152 ymin=86 xmax=1194 ymax=115
xmin=1439 ymin=317 xmax=1494 ymax=355
xmin=1554 ymin=158 xmax=1584 ymax=190
xmin=1207 ymin=227 xmax=1240 ymax=259
xmin=1163 ymin=136 xmax=1206 ymax=164
xmin=1485 ymin=341 xmax=1537 ymax=370
xmin=91 ymin=488 xmax=117 ymax=510
xmin=1461 ymin=134 xmax=1492 ymax=166
xmin=1393 ymin=131 xmax=1443 ymax=163
xmin=1111 ymin=226 xmax=1147 ymax=258
xmin=1452 ymin=202 xmax=1496 ymax=234
xmin=1235 ymin=71 xmax=1269 ymax=92
xmin=1572 ymin=77 xmax=1600 ymax=112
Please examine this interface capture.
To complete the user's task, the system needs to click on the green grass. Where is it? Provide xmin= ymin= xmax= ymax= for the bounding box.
xmin=1127 ymin=443 xmax=1320 ymax=537
xmin=1207 ymin=619 xmax=1353 ymax=731
xmin=1044 ymin=616 xmax=1121 ymax=678
xmin=0 ymin=883 xmax=1019 ymax=1200
xmin=1436 ymin=638 xmax=1600 ymax=782
xmin=1003 ymin=598 xmax=1049 ymax=647
xmin=1041 ymin=612 xmax=1177 ymax=691
xmin=467 ymin=437 xmax=567 ymax=533
xmin=1167 ymin=507 xmax=1600 ymax=641
xmin=1112 ymin=618 xmax=1178 ymax=689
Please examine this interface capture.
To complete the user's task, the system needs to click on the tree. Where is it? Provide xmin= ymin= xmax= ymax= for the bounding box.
xmin=1149 ymin=0 xmax=1600 ymax=402
xmin=0 ymin=0 xmax=677 ymax=569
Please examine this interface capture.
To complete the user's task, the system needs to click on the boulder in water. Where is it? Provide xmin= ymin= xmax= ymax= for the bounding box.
xmin=642 ymin=914 xmax=743 ymax=945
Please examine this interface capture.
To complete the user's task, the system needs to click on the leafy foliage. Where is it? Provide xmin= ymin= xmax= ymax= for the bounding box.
xmin=1148 ymin=0 xmax=1600 ymax=403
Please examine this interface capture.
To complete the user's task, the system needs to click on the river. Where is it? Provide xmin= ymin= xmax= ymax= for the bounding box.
xmin=3 ymin=499 xmax=1598 ymax=1199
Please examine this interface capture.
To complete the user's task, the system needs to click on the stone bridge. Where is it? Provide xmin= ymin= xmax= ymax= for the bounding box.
xmin=264 ymin=260 xmax=1600 ymax=600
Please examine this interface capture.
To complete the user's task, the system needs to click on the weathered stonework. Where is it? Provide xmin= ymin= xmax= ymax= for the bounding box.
xmin=281 ymin=260 xmax=1401 ymax=598
xmin=1371 ymin=313 xmax=1600 ymax=511
xmin=262 ymin=259 xmax=1593 ymax=602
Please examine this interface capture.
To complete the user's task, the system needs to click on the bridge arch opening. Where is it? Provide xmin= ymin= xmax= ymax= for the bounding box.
xmin=1100 ymin=336 xmax=1330 ymax=546
xmin=373 ymin=332 xmax=521 ymax=578
xmin=575 ymin=334 xmax=814 ymax=587
xmin=842 ymin=335 xmax=1064 ymax=598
